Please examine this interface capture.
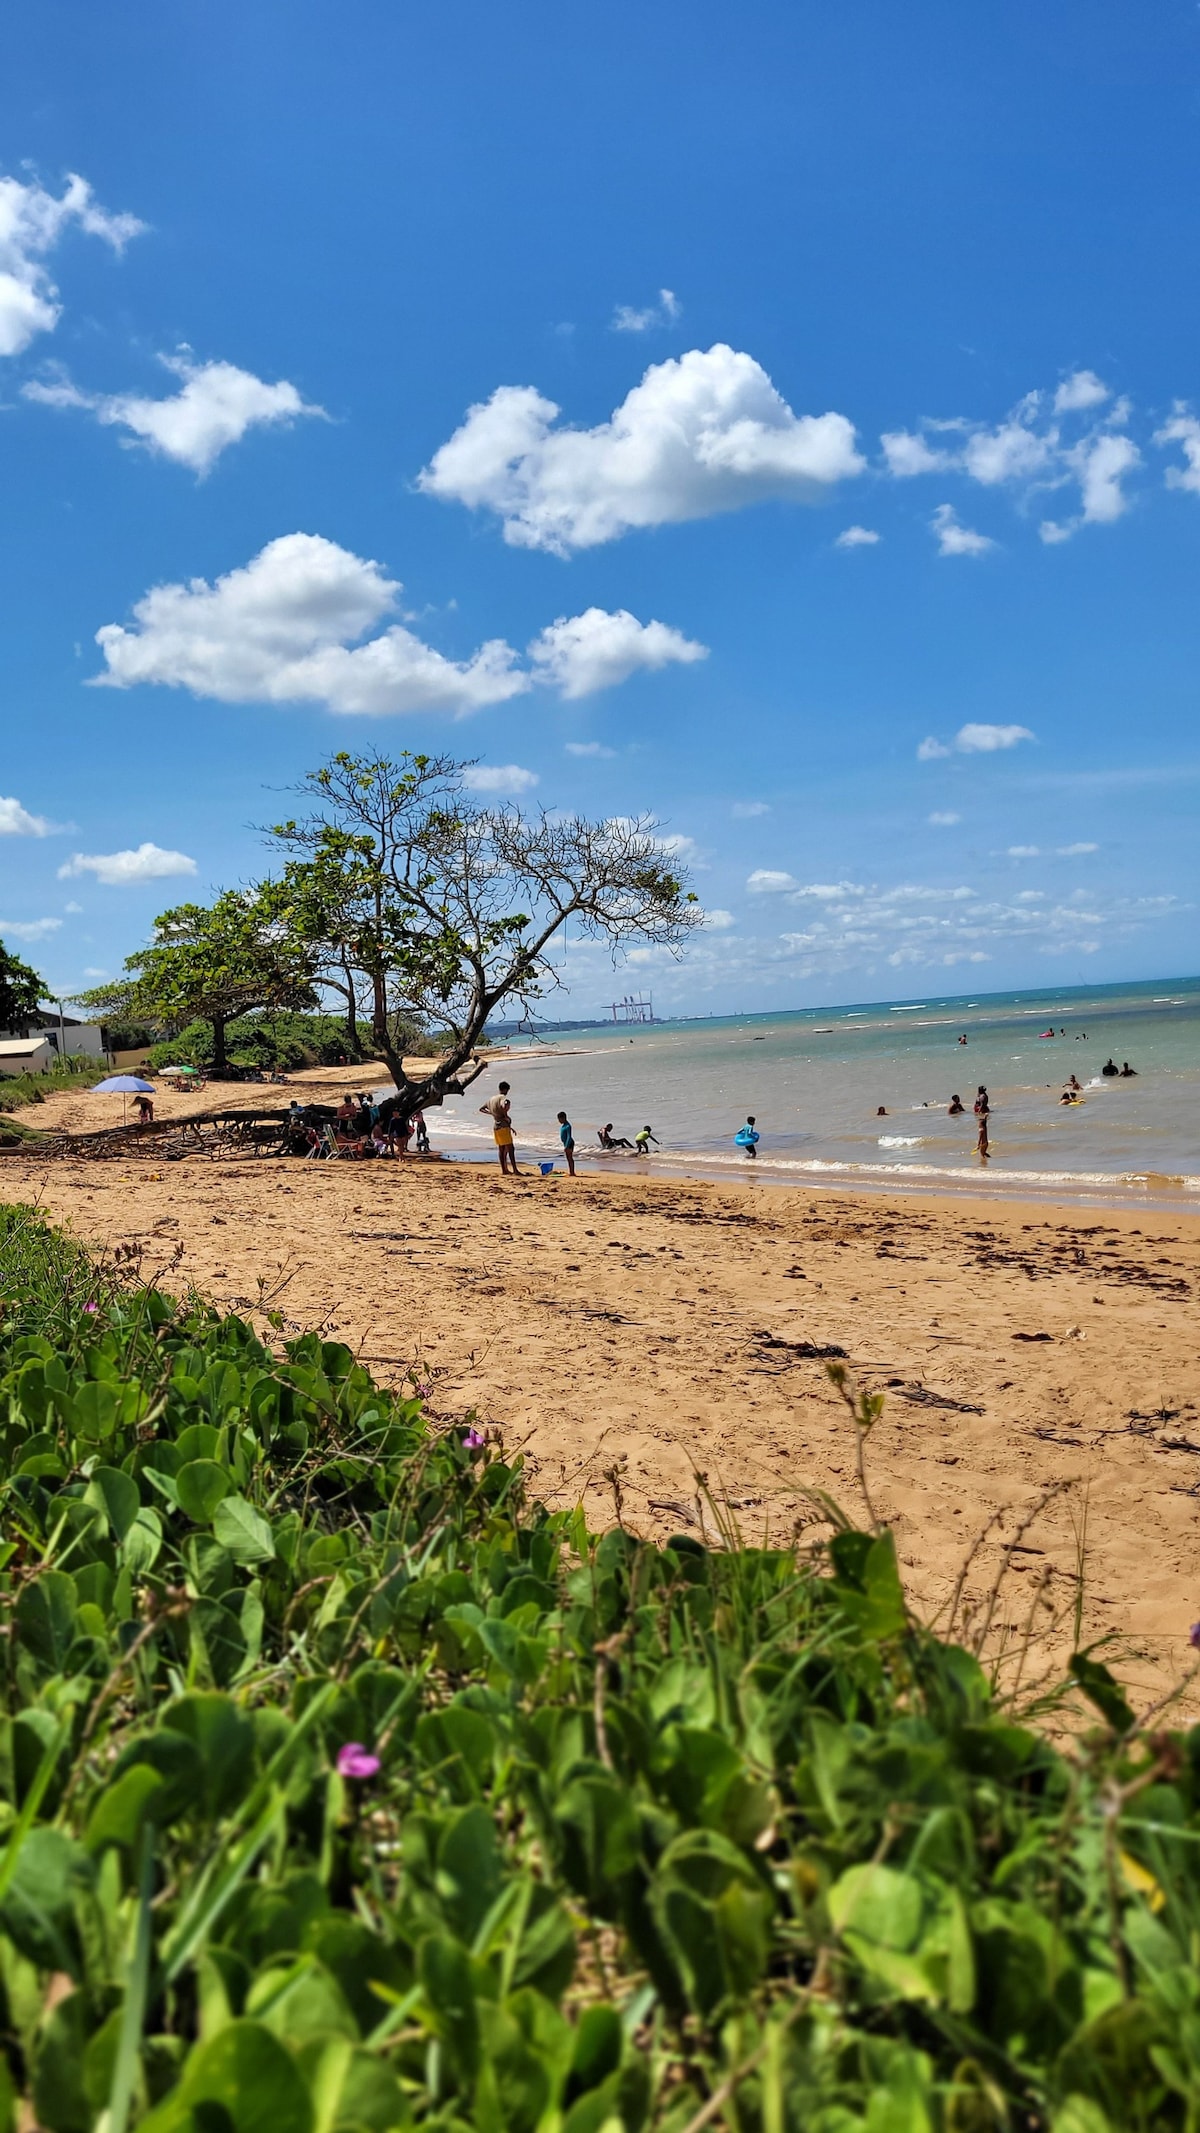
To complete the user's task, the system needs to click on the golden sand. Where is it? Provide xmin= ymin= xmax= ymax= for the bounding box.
xmin=5 ymin=1062 xmax=1199 ymax=1709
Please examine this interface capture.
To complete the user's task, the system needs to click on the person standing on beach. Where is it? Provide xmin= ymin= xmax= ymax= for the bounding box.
xmin=634 ymin=1124 xmax=660 ymax=1156
xmin=480 ymin=1081 xmax=519 ymax=1174
xmin=974 ymin=1085 xmax=990 ymax=1159
xmin=556 ymin=1110 xmax=576 ymax=1175
xmin=413 ymin=1109 xmax=430 ymax=1151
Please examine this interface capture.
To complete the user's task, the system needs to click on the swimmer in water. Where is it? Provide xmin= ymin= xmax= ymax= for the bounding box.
xmin=1119 ymin=1061 xmax=1138 ymax=1077
xmin=735 ymin=1115 xmax=759 ymax=1157
xmin=948 ymin=1094 xmax=964 ymax=1115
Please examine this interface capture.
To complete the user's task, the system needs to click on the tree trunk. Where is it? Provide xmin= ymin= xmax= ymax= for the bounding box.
xmin=342 ymin=964 xmax=360 ymax=1055
xmin=378 ymin=1021 xmax=489 ymax=1125
xmin=211 ymin=1014 xmax=229 ymax=1076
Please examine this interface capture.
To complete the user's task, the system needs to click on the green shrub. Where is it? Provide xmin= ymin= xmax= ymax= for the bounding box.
xmin=0 ymin=1202 xmax=1195 ymax=2132
xmin=147 ymin=1011 xmax=446 ymax=1074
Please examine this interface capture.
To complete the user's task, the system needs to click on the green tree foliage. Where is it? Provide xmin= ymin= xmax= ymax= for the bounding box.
xmin=144 ymin=1008 xmax=440 ymax=1073
xmin=0 ymin=936 xmax=45 ymax=1031
xmin=80 ymin=886 xmax=319 ymax=1076
xmin=0 ymin=1203 xmax=1198 ymax=2132
xmin=267 ymin=749 xmax=700 ymax=1122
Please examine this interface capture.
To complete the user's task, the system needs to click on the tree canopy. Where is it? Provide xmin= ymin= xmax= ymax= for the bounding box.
xmin=268 ymin=749 xmax=699 ymax=1117
xmin=80 ymin=886 xmax=319 ymax=1075
xmin=0 ymin=940 xmax=46 ymax=1033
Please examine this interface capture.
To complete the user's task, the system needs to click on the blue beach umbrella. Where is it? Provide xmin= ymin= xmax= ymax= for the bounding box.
xmin=91 ymin=1073 xmax=155 ymax=1124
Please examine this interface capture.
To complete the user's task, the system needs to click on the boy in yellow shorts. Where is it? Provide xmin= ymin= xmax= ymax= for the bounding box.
xmin=480 ymin=1081 xmax=519 ymax=1175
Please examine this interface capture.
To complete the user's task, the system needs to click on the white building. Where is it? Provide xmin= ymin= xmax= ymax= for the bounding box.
xmin=0 ymin=1011 xmax=109 ymax=1068
xmin=0 ymin=1036 xmax=56 ymax=1076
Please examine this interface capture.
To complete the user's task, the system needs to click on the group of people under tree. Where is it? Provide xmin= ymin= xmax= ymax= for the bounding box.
xmin=278 ymin=1090 xmax=432 ymax=1159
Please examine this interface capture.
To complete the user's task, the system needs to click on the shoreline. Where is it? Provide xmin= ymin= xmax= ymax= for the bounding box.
xmin=435 ymin=1139 xmax=1200 ymax=1215
xmin=11 ymin=1056 xmax=1197 ymax=1216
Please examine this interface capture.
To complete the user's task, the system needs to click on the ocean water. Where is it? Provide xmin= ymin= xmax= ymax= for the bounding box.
xmin=419 ymin=976 xmax=1200 ymax=1209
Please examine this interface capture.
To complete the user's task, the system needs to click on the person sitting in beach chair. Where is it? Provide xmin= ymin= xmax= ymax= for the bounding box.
xmin=598 ymin=1123 xmax=634 ymax=1150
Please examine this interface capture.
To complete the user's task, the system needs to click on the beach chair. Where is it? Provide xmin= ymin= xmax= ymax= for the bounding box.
xmin=304 ymin=1124 xmax=341 ymax=1159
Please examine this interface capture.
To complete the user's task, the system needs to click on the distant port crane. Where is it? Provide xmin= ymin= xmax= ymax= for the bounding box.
xmin=609 ymin=992 xmax=655 ymax=1024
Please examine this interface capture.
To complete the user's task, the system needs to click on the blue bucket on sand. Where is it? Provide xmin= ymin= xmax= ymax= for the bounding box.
xmin=539 ymin=1161 xmax=555 ymax=1175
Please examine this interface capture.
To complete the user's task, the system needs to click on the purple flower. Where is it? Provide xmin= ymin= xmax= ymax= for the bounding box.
xmin=84 ymin=1302 xmax=99 ymax=1315
xmin=336 ymin=1742 xmax=381 ymax=1780
xmin=463 ymin=1427 xmax=486 ymax=1450
xmin=1189 ymin=1623 xmax=1200 ymax=1652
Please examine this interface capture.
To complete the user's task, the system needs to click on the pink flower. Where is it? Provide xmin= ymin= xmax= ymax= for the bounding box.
xmin=463 ymin=1427 xmax=485 ymax=1450
xmin=84 ymin=1302 xmax=99 ymax=1315
xmin=336 ymin=1742 xmax=381 ymax=1780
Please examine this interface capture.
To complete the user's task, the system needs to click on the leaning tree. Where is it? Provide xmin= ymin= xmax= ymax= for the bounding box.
xmin=267 ymin=750 xmax=700 ymax=1123
xmin=79 ymin=884 xmax=319 ymax=1076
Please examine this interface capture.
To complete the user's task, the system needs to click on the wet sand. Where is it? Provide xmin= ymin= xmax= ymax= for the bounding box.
xmin=4 ymin=1062 xmax=1199 ymax=1711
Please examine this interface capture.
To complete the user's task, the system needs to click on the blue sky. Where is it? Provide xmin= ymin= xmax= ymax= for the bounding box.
xmin=2 ymin=0 xmax=1198 ymax=1016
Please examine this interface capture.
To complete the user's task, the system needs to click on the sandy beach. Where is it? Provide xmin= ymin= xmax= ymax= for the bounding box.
xmin=4 ymin=1063 xmax=1199 ymax=1709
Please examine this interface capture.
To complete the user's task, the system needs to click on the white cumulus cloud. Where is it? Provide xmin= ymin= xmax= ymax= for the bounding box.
xmin=835 ymin=524 xmax=880 ymax=548
xmin=660 ymin=833 xmax=703 ymax=866
xmin=962 ymin=407 xmax=1053 ymax=486
xmin=928 ymin=811 xmax=961 ymax=825
xmin=1054 ymin=369 xmax=1109 ymax=414
xmin=702 ymin=909 xmax=736 ymax=929
xmin=417 ymin=344 xmax=864 ymax=553
xmin=931 ymin=504 xmax=995 ymax=556
xmin=955 ymin=722 xmax=1034 ymax=753
xmin=92 ymin=534 xmax=529 ymax=717
xmin=732 ymin=800 xmax=771 ymax=818
xmin=462 ymin=763 xmax=539 ymax=794
xmin=612 ymin=288 xmax=681 ymax=333
xmin=1058 ymin=841 xmax=1099 ymax=855
xmin=0 ymin=170 xmax=144 ymax=357
xmin=58 ymin=844 xmax=198 ymax=886
xmin=0 ymin=916 xmax=62 ymax=941
xmin=1156 ymin=407 xmax=1200 ymax=494
xmin=528 ymin=607 xmax=707 ymax=699
xmin=564 ymin=741 xmax=616 ymax=758
xmin=1071 ymin=431 xmax=1140 ymax=524
xmin=746 ymin=869 xmax=798 ymax=893
xmin=881 ymin=431 xmax=952 ymax=477
xmin=93 ymin=536 xmax=699 ymax=717
xmin=1006 ymin=845 xmax=1040 ymax=858
xmin=24 ymin=352 xmax=324 ymax=475
xmin=881 ymin=375 xmax=1152 ymax=547
xmin=919 ymin=723 xmax=1033 ymax=760
xmin=0 ymin=795 xmax=56 ymax=836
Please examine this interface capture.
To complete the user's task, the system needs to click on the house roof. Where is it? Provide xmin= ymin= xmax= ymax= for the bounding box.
xmin=0 ymin=1037 xmax=53 ymax=1057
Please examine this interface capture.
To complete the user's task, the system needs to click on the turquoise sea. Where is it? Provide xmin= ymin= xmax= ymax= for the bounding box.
xmin=424 ymin=976 xmax=1200 ymax=1208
